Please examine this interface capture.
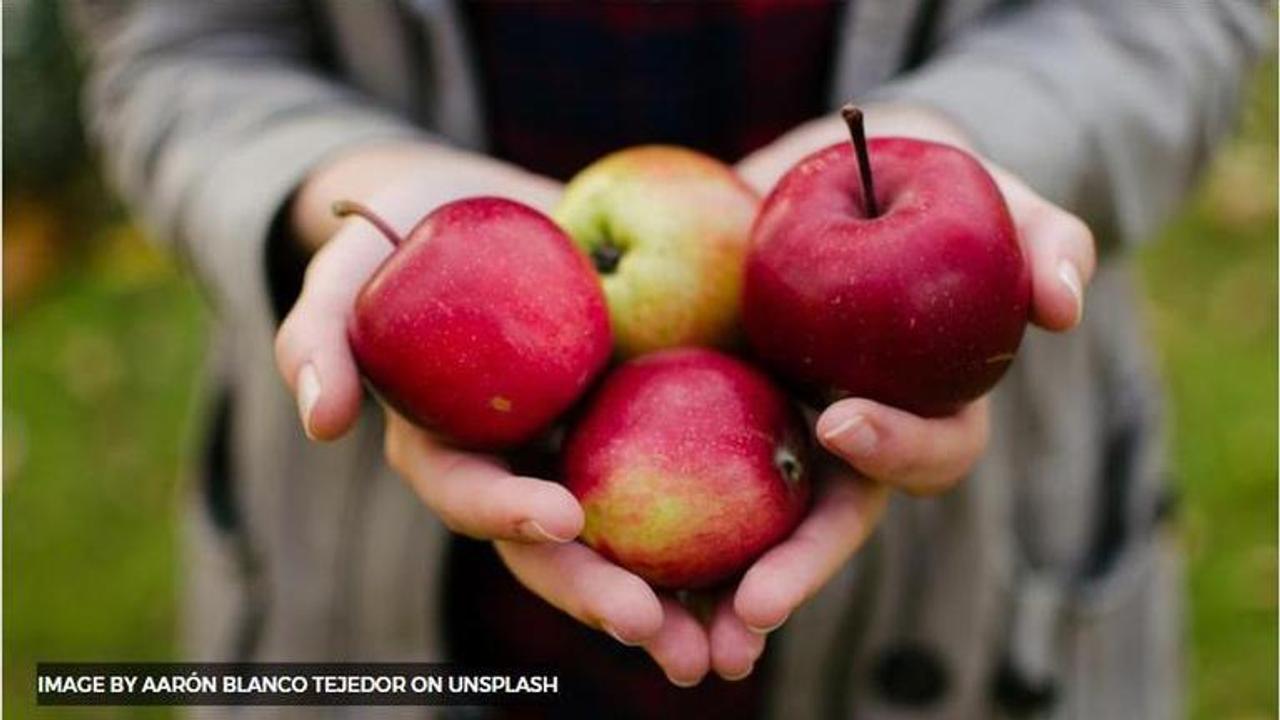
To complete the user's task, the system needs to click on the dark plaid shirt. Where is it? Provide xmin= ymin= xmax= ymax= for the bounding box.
xmin=451 ymin=3 xmax=842 ymax=717
xmin=463 ymin=0 xmax=844 ymax=180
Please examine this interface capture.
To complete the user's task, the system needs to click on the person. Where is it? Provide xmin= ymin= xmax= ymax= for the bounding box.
xmin=74 ymin=1 xmax=1268 ymax=717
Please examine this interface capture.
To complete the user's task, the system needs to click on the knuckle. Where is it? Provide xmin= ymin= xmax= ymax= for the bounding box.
xmin=434 ymin=506 xmax=469 ymax=536
xmin=433 ymin=452 xmax=472 ymax=487
xmin=471 ymin=481 xmax=516 ymax=527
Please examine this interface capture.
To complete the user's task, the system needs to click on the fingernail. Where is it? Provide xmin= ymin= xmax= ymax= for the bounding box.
xmin=297 ymin=363 xmax=321 ymax=440
xmin=822 ymin=415 xmax=877 ymax=458
xmin=747 ymin=612 xmax=790 ymax=636
xmin=1057 ymin=260 xmax=1083 ymax=324
xmin=665 ymin=672 xmax=700 ymax=689
xmin=517 ymin=519 xmax=573 ymax=544
xmin=602 ymin=623 xmax=641 ymax=647
xmin=720 ymin=663 xmax=755 ymax=682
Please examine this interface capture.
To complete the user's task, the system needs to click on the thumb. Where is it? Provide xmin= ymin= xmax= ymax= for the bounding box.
xmin=274 ymin=222 xmax=393 ymax=440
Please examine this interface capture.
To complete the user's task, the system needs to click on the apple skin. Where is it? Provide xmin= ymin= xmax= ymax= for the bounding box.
xmin=554 ymin=146 xmax=760 ymax=358
xmin=742 ymin=138 xmax=1031 ymax=417
xmin=562 ymin=348 xmax=811 ymax=590
xmin=349 ymin=197 xmax=611 ymax=450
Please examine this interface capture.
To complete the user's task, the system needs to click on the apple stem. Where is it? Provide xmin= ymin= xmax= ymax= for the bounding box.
xmin=332 ymin=199 xmax=403 ymax=247
xmin=840 ymin=104 xmax=880 ymax=219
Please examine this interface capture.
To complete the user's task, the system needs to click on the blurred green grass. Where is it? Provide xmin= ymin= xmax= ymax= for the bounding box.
xmin=4 ymin=223 xmax=208 ymax=719
xmin=1136 ymin=63 xmax=1278 ymax=719
xmin=2 ymin=50 xmax=1275 ymax=720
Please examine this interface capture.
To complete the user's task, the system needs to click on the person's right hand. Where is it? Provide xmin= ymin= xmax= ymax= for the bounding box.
xmin=275 ymin=140 xmax=590 ymax=534
xmin=272 ymin=142 xmax=697 ymax=683
xmin=275 ymin=141 xmax=564 ymax=442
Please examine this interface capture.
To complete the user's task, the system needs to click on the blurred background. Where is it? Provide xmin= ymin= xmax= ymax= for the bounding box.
xmin=3 ymin=2 xmax=1276 ymax=718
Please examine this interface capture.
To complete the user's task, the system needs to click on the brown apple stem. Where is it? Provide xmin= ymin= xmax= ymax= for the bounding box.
xmin=840 ymin=104 xmax=880 ymax=218
xmin=332 ymin=199 xmax=403 ymax=247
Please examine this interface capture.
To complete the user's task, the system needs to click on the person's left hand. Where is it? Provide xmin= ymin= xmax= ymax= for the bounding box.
xmin=658 ymin=102 xmax=1094 ymax=682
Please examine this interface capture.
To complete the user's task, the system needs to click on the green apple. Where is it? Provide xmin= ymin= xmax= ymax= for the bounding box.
xmin=554 ymin=146 xmax=760 ymax=358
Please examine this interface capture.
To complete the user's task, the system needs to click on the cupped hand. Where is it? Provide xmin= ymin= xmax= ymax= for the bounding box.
xmin=738 ymin=103 xmax=1094 ymax=494
xmin=275 ymin=141 xmax=562 ymax=439
xmin=273 ymin=143 xmax=577 ymax=542
xmin=707 ymin=103 xmax=1098 ymax=680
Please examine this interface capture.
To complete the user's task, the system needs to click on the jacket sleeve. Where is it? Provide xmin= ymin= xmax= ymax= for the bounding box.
xmin=72 ymin=1 xmax=429 ymax=318
xmin=871 ymin=0 xmax=1271 ymax=249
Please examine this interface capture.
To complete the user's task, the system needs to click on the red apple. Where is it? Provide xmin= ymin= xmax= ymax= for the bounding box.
xmin=342 ymin=197 xmax=611 ymax=450
xmin=743 ymin=106 xmax=1031 ymax=417
xmin=563 ymin=348 xmax=811 ymax=590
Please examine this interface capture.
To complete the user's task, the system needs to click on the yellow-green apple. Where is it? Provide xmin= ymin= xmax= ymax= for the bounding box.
xmin=341 ymin=197 xmax=611 ymax=450
xmin=554 ymin=147 xmax=760 ymax=358
xmin=562 ymin=348 xmax=811 ymax=590
xmin=742 ymin=107 xmax=1031 ymax=416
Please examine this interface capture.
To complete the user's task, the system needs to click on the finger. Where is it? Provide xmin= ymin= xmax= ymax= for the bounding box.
xmin=734 ymin=472 xmax=889 ymax=633
xmin=274 ymin=225 xmax=391 ymax=440
xmin=814 ymin=398 xmax=989 ymax=494
xmin=709 ymin=593 xmax=766 ymax=681
xmin=495 ymin=540 xmax=664 ymax=646
xmin=643 ymin=597 xmax=712 ymax=687
xmin=990 ymin=169 xmax=1097 ymax=332
xmin=385 ymin=412 xmax=583 ymax=543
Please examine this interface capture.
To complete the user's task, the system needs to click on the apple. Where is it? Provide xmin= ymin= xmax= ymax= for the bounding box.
xmin=562 ymin=348 xmax=811 ymax=590
xmin=341 ymin=197 xmax=611 ymax=450
xmin=554 ymin=146 xmax=760 ymax=358
xmin=742 ymin=106 xmax=1031 ymax=417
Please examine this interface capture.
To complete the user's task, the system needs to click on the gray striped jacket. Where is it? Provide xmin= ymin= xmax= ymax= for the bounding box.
xmin=74 ymin=1 xmax=1269 ymax=717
